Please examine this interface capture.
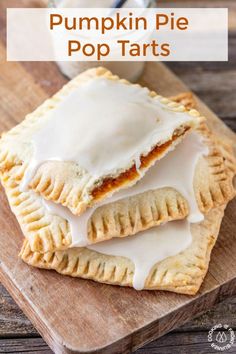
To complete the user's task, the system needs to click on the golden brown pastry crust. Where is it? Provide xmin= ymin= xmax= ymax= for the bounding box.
xmin=19 ymin=207 xmax=225 ymax=295
xmin=194 ymin=123 xmax=236 ymax=213
xmin=170 ymin=92 xmax=196 ymax=110
xmin=0 ymin=67 xmax=202 ymax=216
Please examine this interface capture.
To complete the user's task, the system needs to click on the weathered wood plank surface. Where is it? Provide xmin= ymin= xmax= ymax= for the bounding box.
xmin=0 ymin=0 xmax=236 ymax=353
xmin=2 ymin=330 xmax=236 ymax=354
xmin=1 ymin=285 xmax=236 ymax=353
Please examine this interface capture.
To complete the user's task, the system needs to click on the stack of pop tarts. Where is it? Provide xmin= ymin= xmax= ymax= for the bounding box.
xmin=0 ymin=68 xmax=235 ymax=295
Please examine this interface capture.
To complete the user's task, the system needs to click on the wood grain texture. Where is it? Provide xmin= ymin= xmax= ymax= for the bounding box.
xmin=0 ymin=337 xmax=52 ymax=353
xmin=0 ymin=1 xmax=236 ymax=353
xmin=1 ymin=281 xmax=236 ymax=337
xmin=0 ymin=285 xmax=37 ymax=338
xmin=2 ymin=329 xmax=236 ymax=354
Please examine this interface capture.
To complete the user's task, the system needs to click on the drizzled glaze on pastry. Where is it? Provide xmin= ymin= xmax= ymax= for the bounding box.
xmin=20 ymin=77 xmax=195 ymax=191
xmin=43 ymin=131 xmax=208 ymax=247
xmin=88 ymin=220 xmax=192 ymax=290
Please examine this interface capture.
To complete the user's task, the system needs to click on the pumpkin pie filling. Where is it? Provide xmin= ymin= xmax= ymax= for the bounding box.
xmin=91 ymin=127 xmax=189 ymax=200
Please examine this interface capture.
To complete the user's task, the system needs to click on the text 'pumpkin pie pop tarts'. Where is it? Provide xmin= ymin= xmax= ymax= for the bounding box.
xmin=0 ymin=67 xmax=235 ymax=294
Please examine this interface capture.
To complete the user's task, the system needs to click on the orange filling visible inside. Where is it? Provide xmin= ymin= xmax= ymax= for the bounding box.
xmin=91 ymin=128 xmax=189 ymax=200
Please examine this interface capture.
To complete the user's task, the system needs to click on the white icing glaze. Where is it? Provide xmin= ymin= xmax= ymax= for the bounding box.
xmin=43 ymin=198 xmax=89 ymax=247
xmin=20 ymin=77 xmax=193 ymax=191
xmin=88 ymin=220 xmax=192 ymax=290
xmin=43 ymin=131 xmax=208 ymax=247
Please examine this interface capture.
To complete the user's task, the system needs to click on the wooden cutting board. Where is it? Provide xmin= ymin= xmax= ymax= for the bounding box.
xmin=0 ymin=51 xmax=236 ymax=353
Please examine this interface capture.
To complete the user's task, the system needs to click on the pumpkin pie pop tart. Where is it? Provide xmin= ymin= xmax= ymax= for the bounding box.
xmin=0 ymin=67 xmax=201 ymax=216
xmin=19 ymin=206 xmax=225 ymax=294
